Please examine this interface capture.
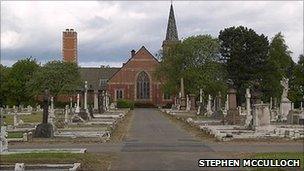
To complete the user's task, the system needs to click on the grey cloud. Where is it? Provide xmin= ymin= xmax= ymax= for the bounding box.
xmin=1 ymin=1 xmax=303 ymax=66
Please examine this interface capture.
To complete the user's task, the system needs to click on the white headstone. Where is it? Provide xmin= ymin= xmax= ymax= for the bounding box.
xmin=252 ymin=104 xmax=271 ymax=130
xmin=50 ymin=97 xmax=54 ymax=111
xmin=94 ymin=90 xmax=98 ymax=110
xmin=14 ymin=163 xmax=25 ymax=171
xmin=48 ymin=109 xmax=55 ymax=125
xmin=245 ymin=88 xmax=252 ymax=127
xmin=270 ymin=97 xmax=273 ymax=110
xmin=27 ymin=105 xmax=32 ymax=113
xmin=222 ymin=94 xmax=229 ymax=116
xmin=199 ymin=89 xmax=203 ymax=103
xmin=22 ymin=132 xmax=27 ymax=141
xmin=36 ymin=105 xmax=41 ymax=112
xmin=13 ymin=111 xmax=19 ymax=127
xmin=64 ymin=105 xmax=69 ymax=124
xmin=0 ymin=126 xmax=8 ymax=153
xmin=84 ymin=81 xmax=88 ymax=113
xmin=75 ymin=94 xmax=80 ymax=113
xmin=245 ymin=88 xmax=251 ymax=114
xmin=105 ymin=92 xmax=109 ymax=111
xmin=291 ymin=103 xmax=294 ymax=110
xmin=186 ymin=95 xmax=190 ymax=111
xmin=206 ymin=94 xmax=212 ymax=116
xmin=197 ymin=89 xmax=203 ymax=115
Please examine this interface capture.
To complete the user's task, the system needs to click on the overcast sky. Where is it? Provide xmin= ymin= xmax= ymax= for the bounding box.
xmin=1 ymin=1 xmax=303 ymax=67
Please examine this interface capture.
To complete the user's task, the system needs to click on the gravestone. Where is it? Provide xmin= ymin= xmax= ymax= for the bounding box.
xmin=13 ymin=109 xmax=19 ymax=127
xmin=48 ymin=97 xmax=55 ymax=125
xmin=105 ymin=92 xmax=110 ymax=111
xmin=222 ymin=94 xmax=229 ymax=116
xmin=84 ymin=81 xmax=88 ymax=113
xmin=75 ymin=94 xmax=80 ymax=113
xmin=252 ymin=104 xmax=270 ymax=130
xmin=287 ymin=110 xmax=304 ymax=125
xmin=98 ymin=91 xmax=104 ymax=113
xmin=64 ymin=105 xmax=69 ymax=124
xmin=93 ymin=90 xmax=99 ymax=111
xmin=15 ymin=163 xmax=25 ymax=171
xmin=224 ymin=86 xmax=244 ymax=125
xmin=0 ymin=126 xmax=8 ymax=152
xmin=206 ymin=94 xmax=212 ymax=116
xmin=34 ymin=90 xmax=54 ymax=138
xmin=180 ymin=78 xmax=186 ymax=110
xmin=186 ymin=95 xmax=190 ymax=111
xmin=36 ymin=105 xmax=41 ymax=112
xmin=279 ymin=77 xmax=292 ymax=121
xmin=244 ymin=88 xmax=252 ymax=127
xmin=197 ymin=89 xmax=203 ymax=115
xmin=189 ymin=94 xmax=196 ymax=111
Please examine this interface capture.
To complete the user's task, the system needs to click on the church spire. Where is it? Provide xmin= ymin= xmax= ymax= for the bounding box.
xmin=165 ymin=3 xmax=178 ymax=41
xmin=162 ymin=2 xmax=180 ymax=55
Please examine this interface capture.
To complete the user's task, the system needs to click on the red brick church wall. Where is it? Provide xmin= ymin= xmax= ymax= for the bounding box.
xmin=107 ymin=46 xmax=172 ymax=107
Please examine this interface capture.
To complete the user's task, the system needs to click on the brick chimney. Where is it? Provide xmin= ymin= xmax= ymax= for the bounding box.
xmin=131 ymin=49 xmax=136 ymax=57
xmin=62 ymin=29 xmax=77 ymax=63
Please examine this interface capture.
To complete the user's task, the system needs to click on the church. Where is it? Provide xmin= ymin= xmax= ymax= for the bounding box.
xmin=62 ymin=4 xmax=180 ymax=107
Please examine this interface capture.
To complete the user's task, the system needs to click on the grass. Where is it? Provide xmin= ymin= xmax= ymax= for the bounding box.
xmin=109 ymin=110 xmax=134 ymax=143
xmin=251 ymin=152 xmax=304 ymax=169
xmin=7 ymin=132 xmax=23 ymax=138
xmin=192 ymin=114 xmax=210 ymax=120
xmin=2 ymin=112 xmax=42 ymax=125
xmin=0 ymin=152 xmax=116 ymax=170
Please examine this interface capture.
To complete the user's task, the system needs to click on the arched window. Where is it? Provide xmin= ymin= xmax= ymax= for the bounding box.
xmin=137 ymin=71 xmax=150 ymax=99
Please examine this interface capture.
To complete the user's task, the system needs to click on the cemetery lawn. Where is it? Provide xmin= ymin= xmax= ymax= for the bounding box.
xmin=109 ymin=110 xmax=133 ymax=143
xmin=251 ymin=152 xmax=304 ymax=168
xmin=3 ymin=112 xmax=42 ymax=125
xmin=7 ymin=132 xmax=23 ymax=138
xmin=0 ymin=152 xmax=116 ymax=170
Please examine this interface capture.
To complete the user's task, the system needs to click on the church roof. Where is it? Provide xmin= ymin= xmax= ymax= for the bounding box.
xmin=165 ymin=4 xmax=179 ymax=41
xmin=79 ymin=67 xmax=120 ymax=90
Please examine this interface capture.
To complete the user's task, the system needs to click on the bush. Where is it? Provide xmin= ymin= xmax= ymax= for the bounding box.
xmin=54 ymin=101 xmax=69 ymax=108
xmin=134 ymin=102 xmax=155 ymax=108
xmin=116 ymin=99 xmax=134 ymax=109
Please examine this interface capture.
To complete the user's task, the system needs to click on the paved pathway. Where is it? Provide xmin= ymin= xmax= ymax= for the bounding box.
xmin=111 ymin=108 xmax=230 ymax=170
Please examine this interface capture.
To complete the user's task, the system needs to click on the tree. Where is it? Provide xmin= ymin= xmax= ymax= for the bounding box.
xmin=289 ymin=54 xmax=304 ymax=107
xmin=5 ymin=58 xmax=40 ymax=106
xmin=218 ymin=26 xmax=269 ymax=104
xmin=155 ymin=35 xmax=227 ymax=98
xmin=27 ymin=61 xmax=82 ymax=99
xmin=261 ymin=32 xmax=295 ymax=101
xmin=0 ymin=64 xmax=10 ymax=106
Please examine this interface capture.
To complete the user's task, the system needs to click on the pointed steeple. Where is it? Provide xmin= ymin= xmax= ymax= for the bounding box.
xmin=162 ymin=3 xmax=180 ymax=55
xmin=165 ymin=4 xmax=179 ymax=41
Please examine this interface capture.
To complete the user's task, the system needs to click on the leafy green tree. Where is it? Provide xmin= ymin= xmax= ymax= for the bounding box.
xmin=156 ymin=35 xmax=227 ymax=97
xmin=5 ymin=58 xmax=40 ymax=106
xmin=289 ymin=54 xmax=304 ymax=107
xmin=218 ymin=26 xmax=269 ymax=104
xmin=27 ymin=61 xmax=81 ymax=99
xmin=0 ymin=64 xmax=10 ymax=106
xmin=261 ymin=33 xmax=295 ymax=101
xmin=268 ymin=32 xmax=294 ymax=77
